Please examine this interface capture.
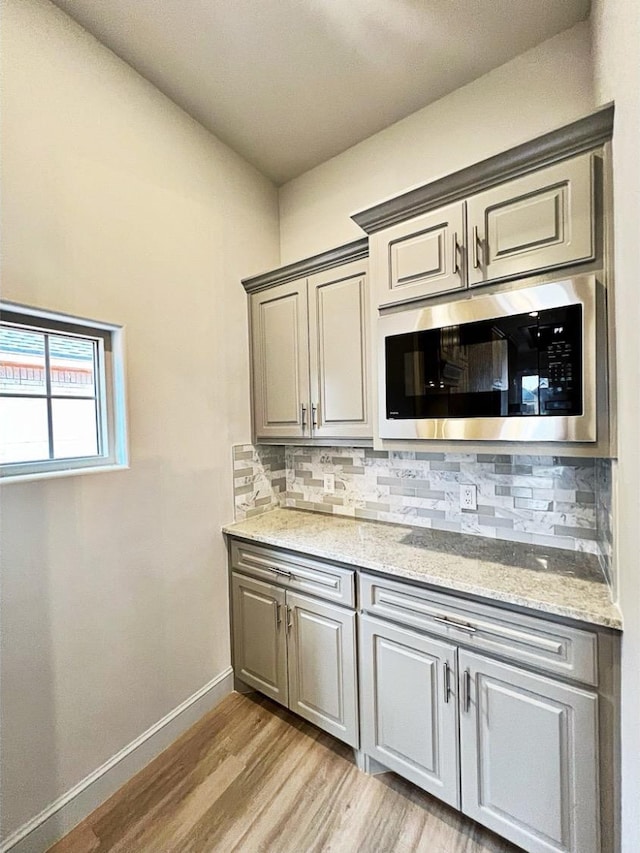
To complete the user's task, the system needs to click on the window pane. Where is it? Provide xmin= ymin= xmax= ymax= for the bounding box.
xmin=49 ymin=335 xmax=96 ymax=398
xmin=52 ymin=398 xmax=99 ymax=459
xmin=0 ymin=327 xmax=46 ymax=395
xmin=0 ymin=397 xmax=50 ymax=462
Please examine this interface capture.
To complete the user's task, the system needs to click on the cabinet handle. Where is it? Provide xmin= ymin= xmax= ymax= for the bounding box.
xmin=276 ymin=602 xmax=282 ymax=626
xmin=462 ymin=669 xmax=471 ymax=713
xmin=287 ymin=605 xmax=294 ymax=634
xmin=433 ymin=614 xmax=477 ymax=633
xmin=301 ymin=403 xmax=307 ymax=431
xmin=312 ymin=403 xmax=318 ymax=429
xmin=452 ymin=232 xmax=459 ymax=275
xmin=443 ymin=661 xmax=451 ymax=704
xmin=270 ymin=566 xmax=292 ymax=579
xmin=472 ymin=225 xmax=481 ymax=269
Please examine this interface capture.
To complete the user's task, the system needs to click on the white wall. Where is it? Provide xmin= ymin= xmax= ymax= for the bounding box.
xmin=591 ymin=3 xmax=640 ymax=850
xmin=278 ymin=21 xmax=595 ymax=263
xmin=0 ymin=0 xmax=279 ymax=841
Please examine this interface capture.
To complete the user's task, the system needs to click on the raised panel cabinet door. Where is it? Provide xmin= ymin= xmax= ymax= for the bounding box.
xmin=467 ymin=153 xmax=595 ymax=287
xmin=231 ymin=573 xmax=288 ymax=706
xmin=459 ymin=650 xmax=599 ymax=853
xmin=359 ymin=615 xmax=459 ymax=808
xmin=286 ymin=591 xmax=358 ymax=748
xmin=372 ymin=202 xmax=466 ymax=307
xmin=307 ymin=260 xmax=372 ymax=439
xmin=250 ymin=280 xmax=310 ymax=440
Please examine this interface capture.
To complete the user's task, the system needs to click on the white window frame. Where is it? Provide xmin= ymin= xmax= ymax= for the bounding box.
xmin=0 ymin=301 xmax=129 ymax=483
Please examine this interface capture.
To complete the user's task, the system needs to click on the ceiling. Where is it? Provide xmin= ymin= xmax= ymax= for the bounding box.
xmin=52 ymin=0 xmax=591 ymax=185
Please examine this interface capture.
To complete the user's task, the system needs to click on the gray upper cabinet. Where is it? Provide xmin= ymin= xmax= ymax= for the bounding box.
xmin=467 ymin=153 xmax=595 ymax=287
xmin=352 ymin=108 xmax=613 ymax=310
xmin=369 ymin=155 xmax=595 ymax=309
xmin=459 ymin=650 xmax=600 ymax=853
xmin=372 ymin=202 xmax=465 ymax=307
xmin=307 ymin=260 xmax=371 ymax=439
xmin=250 ymin=280 xmax=309 ymax=440
xmin=246 ymin=243 xmax=371 ymax=442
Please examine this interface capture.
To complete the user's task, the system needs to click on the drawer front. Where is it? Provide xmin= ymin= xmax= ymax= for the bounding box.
xmin=360 ymin=574 xmax=597 ymax=686
xmin=230 ymin=539 xmax=355 ymax=607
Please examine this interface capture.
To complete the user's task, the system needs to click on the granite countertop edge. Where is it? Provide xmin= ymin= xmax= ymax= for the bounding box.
xmin=222 ymin=511 xmax=622 ymax=631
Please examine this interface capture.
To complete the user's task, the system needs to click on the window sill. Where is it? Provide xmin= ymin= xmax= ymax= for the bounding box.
xmin=1 ymin=463 xmax=129 ymax=485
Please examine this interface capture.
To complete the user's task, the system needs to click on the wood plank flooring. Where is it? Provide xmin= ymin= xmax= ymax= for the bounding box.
xmin=49 ymin=692 xmax=520 ymax=853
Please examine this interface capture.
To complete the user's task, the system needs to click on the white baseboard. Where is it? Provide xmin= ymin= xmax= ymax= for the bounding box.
xmin=1 ymin=667 xmax=234 ymax=853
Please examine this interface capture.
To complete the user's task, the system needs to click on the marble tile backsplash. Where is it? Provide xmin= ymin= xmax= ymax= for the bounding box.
xmin=595 ymin=457 xmax=614 ymax=583
xmin=232 ymin=444 xmax=613 ymax=561
xmin=232 ymin=444 xmax=285 ymax=520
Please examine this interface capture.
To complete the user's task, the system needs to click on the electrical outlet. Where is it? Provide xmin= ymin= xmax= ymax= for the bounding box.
xmin=323 ymin=473 xmax=335 ymax=494
xmin=460 ymin=484 xmax=477 ymax=511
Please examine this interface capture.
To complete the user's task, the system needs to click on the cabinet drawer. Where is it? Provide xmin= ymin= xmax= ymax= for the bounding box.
xmin=360 ymin=574 xmax=597 ymax=686
xmin=230 ymin=540 xmax=355 ymax=607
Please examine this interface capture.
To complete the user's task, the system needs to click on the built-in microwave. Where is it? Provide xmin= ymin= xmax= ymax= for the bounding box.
xmin=379 ymin=275 xmax=606 ymax=442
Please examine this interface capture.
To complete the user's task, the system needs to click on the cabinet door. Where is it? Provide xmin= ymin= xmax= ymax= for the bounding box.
xmin=359 ymin=615 xmax=459 ymax=807
xmin=467 ymin=153 xmax=595 ymax=287
xmin=372 ymin=202 xmax=465 ymax=307
xmin=286 ymin=591 xmax=358 ymax=747
xmin=307 ymin=260 xmax=372 ymax=439
xmin=250 ymin=280 xmax=310 ymax=440
xmin=459 ymin=650 xmax=599 ymax=853
xmin=231 ymin=573 xmax=288 ymax=706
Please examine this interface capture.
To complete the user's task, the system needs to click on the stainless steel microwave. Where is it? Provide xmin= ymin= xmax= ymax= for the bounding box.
xmin=379 ymin=275 xmax=605 ymax=442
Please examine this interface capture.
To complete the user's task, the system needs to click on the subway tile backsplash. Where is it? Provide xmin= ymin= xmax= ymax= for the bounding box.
xmin=232 ymin=444 xmax=613 ymax=566
xmin=232 ymin=444 xmax=285 ymax=521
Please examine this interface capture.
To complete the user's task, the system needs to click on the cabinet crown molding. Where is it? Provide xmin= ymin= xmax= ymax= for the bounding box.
xmin=242 ymin=238 xmax=369 ymax=293
xmin=351 ymin=104 xmax=614 ymax=235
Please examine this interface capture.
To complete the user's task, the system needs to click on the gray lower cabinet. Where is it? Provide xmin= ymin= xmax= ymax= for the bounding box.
xmin=459 ymin=650 xmax=599 ymax=853
xmin=359 ymin=614 xmax=459 ymax=807
xmin=231 ymin=570 xmax=359 ymax=748
xmin=232 ymin=572 xmax=288 ymax=705
xmin=231 ymin=546 xmax=612 ymax=853
xmin=358 ymin=574 xmax=604 ymax=853
xmin=288 ymin=591 xmax=358 ymax=747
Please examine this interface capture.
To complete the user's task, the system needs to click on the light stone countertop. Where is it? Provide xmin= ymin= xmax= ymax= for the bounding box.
xmin=223 ymin=508 xmax=622 ymax=630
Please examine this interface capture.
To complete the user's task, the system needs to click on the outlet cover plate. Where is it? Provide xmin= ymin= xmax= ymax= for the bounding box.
xmin=460 ymin=484 xmax=477 ymax=511
xmin=323 ymin=473 xmax=335 ymax=494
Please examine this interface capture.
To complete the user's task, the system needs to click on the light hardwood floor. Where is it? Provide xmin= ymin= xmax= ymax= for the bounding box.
xmin=49 ymin=692 xmax=520 ymax=853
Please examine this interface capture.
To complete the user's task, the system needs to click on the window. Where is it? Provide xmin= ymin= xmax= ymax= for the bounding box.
xmin=0 ymin=303 xmax=128 ymax=481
